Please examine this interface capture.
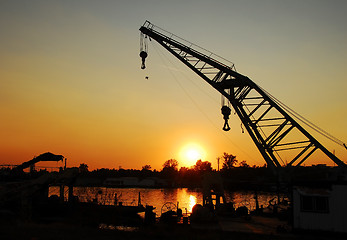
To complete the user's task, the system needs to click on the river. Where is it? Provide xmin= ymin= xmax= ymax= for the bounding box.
xmin=49 ymin=187 xmax=283 ymax=216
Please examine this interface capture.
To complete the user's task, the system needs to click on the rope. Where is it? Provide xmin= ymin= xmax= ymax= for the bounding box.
xmin=140 ymin=33 xmax=147 ymax=52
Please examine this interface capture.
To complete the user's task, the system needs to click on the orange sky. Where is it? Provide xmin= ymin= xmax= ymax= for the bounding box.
xmin=1 ymin=0 xmax=346 ymax=170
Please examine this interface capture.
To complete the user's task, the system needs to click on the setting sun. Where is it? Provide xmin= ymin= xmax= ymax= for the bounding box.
xmin=179 ymin=143 xmax=206 ymax=167
xmin=186 ymin=149 xmax=200 ymax=162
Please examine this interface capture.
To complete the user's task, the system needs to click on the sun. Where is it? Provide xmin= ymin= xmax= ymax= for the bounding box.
xmin=179 ymin=143 xmax=206 ymax=167
xmin=186 ymin=149 xmax=200 ymax=162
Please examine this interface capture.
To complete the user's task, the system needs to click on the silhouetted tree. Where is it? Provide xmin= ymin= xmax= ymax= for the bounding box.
xmin=194 ymin=160 xmax=212 ymax=172
xmin=162 ymin=159 xmax=178 ymax=171
xmin=79 ymin=163 xmax=89 ymax=173
xmin=142 ymin=165 xmax=151 ymax=171
xmin=162 ymin=159 xmax=178 ymax=180
xmin=177 ymin=166 xmax=200 ymax=188
xmin=221 ymin=152 xmax=238 ymax=171
xmin=239 ymin=160 xmax=250 ymax=168
xmin=140 ymin=164 xmax=152 ymax=178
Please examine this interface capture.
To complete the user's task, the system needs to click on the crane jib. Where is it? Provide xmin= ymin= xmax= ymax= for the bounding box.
xmin=139 ymin=21 xmax=346 ymax=169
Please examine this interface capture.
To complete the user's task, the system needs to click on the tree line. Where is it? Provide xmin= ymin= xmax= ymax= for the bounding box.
xmin=79 ymin=152 xmax=265 ymax=175
xmin=76 ymin=153 xmax=275 ymax=190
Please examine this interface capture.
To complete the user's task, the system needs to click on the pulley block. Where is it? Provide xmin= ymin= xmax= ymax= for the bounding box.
xmin=221 ymin=105 xmax=231 ymax=131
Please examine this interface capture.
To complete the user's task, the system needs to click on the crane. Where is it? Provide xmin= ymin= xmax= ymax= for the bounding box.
xmin=12 ymin=152 xmax=64 ymax=172
xmin=139 ymin=21 xmax=346 ymax=172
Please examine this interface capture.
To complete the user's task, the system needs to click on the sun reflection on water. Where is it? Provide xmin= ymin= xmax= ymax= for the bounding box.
xmin=49 ymin=187 xmax=284 ymax=216
xmin=188 ymin=195 xmax=197 ymax=212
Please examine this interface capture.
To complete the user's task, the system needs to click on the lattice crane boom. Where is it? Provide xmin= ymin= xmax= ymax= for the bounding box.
xmin=139 ymin=21 xmax=346 ymax=170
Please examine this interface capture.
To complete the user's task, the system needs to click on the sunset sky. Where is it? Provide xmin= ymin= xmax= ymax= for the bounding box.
xmin=1 ymin=0 xmax=346 ymax=170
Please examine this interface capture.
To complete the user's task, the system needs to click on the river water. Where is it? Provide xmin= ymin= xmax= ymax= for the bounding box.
xmin=49 ymin=187 xmax=282 ymax=216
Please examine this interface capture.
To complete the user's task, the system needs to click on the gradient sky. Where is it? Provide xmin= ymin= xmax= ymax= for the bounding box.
xmin=1 ymin=0 xmax=346 ymax=170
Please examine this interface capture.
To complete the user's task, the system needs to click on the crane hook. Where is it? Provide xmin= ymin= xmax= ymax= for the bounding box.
xmin=140 ymin=51 xmax=148 ymax=69
xmin=221 ymin=105 xmax=231 ymax=131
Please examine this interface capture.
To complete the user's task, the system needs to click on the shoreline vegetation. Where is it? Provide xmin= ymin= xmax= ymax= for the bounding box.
xmin=1 ymin=156 xmax=340 ymax=191
xmin=74 ymin=164 xmax=343 ymax=191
